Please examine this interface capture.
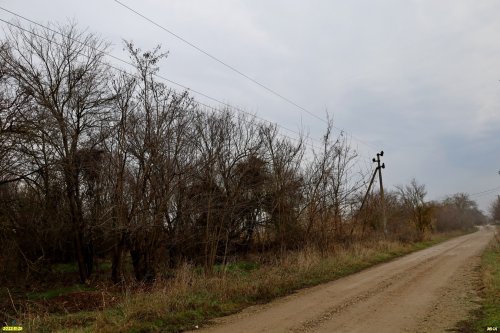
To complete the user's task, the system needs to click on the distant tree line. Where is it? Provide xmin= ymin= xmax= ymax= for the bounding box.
xmin=489 ymin=195 xmax=500 ymax=225
xmin=0 ymin=22 xmax=485 ymax=284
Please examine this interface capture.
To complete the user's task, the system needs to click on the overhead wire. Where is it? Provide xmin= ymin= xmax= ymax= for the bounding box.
xmin=112 ymin=0 xmax=326 ymax=125
xmin=0 ymin=7 xmax=389 ymax=222
xmin=0 ymin=12 xmax=325 ymax=152
xmin=111 ymin=0 xmax=380 ymax=153
xmin=0 ymin=7 xmax=377 ymax=162
xmin=469 ymin=185 xmax=500 ymax=198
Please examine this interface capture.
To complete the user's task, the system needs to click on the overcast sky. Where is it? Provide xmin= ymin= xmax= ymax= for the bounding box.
xmin=2 ymin=0 xmax=500 ymax=212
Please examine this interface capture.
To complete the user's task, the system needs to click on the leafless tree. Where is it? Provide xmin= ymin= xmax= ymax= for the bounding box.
xmin=0 ymin=22 xmax=116 ymax=282
xmin=395 ymin=179 xmax=433 ymax=238
xmin=115 ymin=42 xmax=197 ymax=281
xmin=1 ymin=20 xmax=454 ymax=286
xmin=259 ymin=124 xmax=304 ymax=253
xmin=302 ymin=116 xmax=364 ymax=251
xmin=490 ymin=196 xmax=500 ymax=224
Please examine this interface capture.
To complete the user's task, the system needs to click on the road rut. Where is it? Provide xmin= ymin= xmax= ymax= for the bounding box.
xmin=191 ymin=226 xmax=495 ymax=333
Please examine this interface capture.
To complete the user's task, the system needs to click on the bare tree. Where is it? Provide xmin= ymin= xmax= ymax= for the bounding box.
xmin=489 ymin=195 xmax=500 ymax=225
xmin=260 ymin=124 xmax=304 ymax=253
xmin=302 ymin=116 xmax=363 ymax=250
xmin=0 ymin=22 xmax=116 ymax=282
xmin=396 ymin=179 xmax=433 ymax=238
xmin=2 ymin=20 xmax=463 ymax=288
xmin=122 ymin=42 xmax=195 ymax=281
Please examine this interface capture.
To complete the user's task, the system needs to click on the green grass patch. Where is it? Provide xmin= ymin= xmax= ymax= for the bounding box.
xmin=213 ymin=261 xmax=260 ymax=275
xmin=27 ymin=284 xmax=94 ymax=300
xmin=52 ymin=261 xmax=112 ymax=274
xmin=52 ymin=262 xmax=79 ymax=274
xmin=473 ymin=229 xmax=500 ymax=332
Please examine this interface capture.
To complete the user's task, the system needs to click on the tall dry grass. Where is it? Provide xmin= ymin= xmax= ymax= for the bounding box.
xmin=20 ymin=233 xmax=460 ymax=332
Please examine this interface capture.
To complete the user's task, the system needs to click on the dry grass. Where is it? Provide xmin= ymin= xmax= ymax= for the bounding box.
xmin=474 ymin=226 xmax=500 ymax=331
xmin=15 ymin=232 xmax=467 ymax=332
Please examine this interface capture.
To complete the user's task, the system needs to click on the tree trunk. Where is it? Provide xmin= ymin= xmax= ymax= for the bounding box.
xmin=111 ymin=233 xmax=125 ymax=283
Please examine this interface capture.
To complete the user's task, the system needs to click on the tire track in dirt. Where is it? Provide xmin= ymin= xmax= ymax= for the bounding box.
xmin=288 ymin=237 xmax=467 ymax=332
xmin=192 ymin=227 xmax=494 ymax=333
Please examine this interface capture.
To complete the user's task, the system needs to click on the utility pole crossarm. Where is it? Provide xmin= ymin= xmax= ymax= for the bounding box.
xmin=373 ymin=151 xmax=387 ymax=235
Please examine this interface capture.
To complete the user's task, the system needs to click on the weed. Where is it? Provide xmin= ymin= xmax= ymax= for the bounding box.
xmin=16 ymin=231 xmax=469 ymax=332
xmin=474 ymin=229 xmax=500 ymax=331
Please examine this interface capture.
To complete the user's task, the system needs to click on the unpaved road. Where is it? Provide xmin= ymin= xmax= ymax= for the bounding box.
xmin=192 ymin=226 xmax=496 ymax=333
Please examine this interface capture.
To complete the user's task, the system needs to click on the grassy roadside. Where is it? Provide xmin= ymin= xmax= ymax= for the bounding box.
xmin=18 ymin=231 xmax=471 ymax=333
xmin=472 ymin=226 xmax=500 ymax=332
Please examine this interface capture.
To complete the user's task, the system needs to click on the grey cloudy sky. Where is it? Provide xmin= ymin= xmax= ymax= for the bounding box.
xmin=2 ymin=0 xmax=500 ymax=211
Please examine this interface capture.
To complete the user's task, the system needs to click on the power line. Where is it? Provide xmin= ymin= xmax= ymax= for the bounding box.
xmin=0 ymin=8 xmax=377 ymax=160
xmin=0 ymin=10 xmax=326 ymax=152
xmin=0 ymin=16 xmax=324 ymax=152
xmin=111 ymin=0 xmax=380 ymax=152
xmin=113 ymin=0 xmax=326 ymax=125
xmin=469 ymin=185 xmax=500 ymax=198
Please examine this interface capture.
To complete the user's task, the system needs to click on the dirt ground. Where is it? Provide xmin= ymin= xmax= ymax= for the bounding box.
xmin=191 ymin=226 xmax=495 ymax=333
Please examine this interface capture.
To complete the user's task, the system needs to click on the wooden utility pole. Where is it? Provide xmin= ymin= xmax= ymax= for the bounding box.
xmin=358 ymin=168 xmax=379 ymax=217
xmin=358 ymin=167 xmax=379 ymax=236
xmin=373 ymin=151 xmax=387 ymax=235
xmin=356 ymin=151 xmax=387 ymax=236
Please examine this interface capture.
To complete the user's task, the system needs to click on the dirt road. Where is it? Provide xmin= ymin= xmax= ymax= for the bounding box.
xmin=192 ymin=226 xmax=495 ymax=333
